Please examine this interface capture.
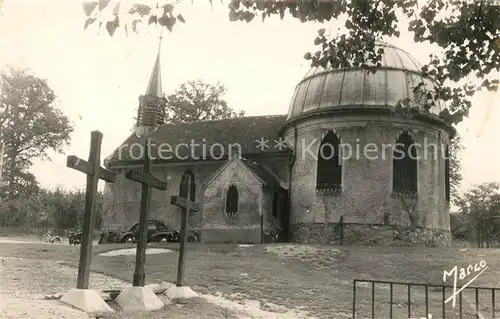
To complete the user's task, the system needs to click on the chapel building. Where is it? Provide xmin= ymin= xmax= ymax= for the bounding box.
xmin=103 ymin=41 xmax=453 ymax=247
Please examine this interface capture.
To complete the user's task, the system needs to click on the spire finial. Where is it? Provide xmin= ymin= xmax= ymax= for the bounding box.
xmin=158 ymin=29 xmax=163 ymax=53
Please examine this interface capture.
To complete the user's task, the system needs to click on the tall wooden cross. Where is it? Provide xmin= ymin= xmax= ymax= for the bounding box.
xmin=170 ymin=173 xmax=199 ymax=287
xmin=66 ymin=131 xmax=116 ymax=289
xmin=338 ymin=215 xmax=344 ymax=244
xmin=125 ymin=138 xmax=168 ymax=287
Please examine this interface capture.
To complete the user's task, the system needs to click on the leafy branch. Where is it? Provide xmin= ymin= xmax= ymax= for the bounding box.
xmin=82 ymin=0 xmax=186 ymax=35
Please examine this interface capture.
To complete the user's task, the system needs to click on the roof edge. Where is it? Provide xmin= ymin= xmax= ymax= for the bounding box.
xmin=203 ymin=156 xmax=264 ymax=189
xmin=279 ymin=106 xmax=454 ymax=136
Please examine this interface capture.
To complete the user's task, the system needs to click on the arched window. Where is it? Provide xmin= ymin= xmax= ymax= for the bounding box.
xmin=225 ymin=185 xmax=238 ymax=214
xmin=392 ymin=132 xmax=418 ymax=193
xmin=179 ymin=169 xmax=196 ymax=202
xmin=316 ymin=130 xmax=342 ymax=191
xmin=445 ymin=145 xmax=450 ymax=203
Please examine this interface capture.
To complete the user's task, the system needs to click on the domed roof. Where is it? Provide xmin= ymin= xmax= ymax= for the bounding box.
xmin=286 ymin=42 xmax=445 ymax=122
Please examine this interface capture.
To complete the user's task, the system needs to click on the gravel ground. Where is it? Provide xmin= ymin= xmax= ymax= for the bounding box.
xmin=0 ymin=256 xmax=127 ymax=318
xmin=1 ymin=257 xmax=129 ymax=299
xmin=0 ymin=296 xmax=95 ymax=319
xmin=0 ymin=244 xmax=313 ymax=318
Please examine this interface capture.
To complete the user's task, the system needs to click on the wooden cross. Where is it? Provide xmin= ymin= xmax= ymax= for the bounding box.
xmin=338 ymin=215 xmax=344 ymax=245
xmin=125 ymin=138 xmax=168 ymax=287
xmin=170 ymin=173 xmax=199 ymax=287
xmin=66 ymin=131 xmax=116 ymax=289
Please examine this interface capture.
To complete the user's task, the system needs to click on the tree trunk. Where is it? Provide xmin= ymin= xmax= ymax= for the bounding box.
xmin=476 ymin=224 xmax=481 ymax=248
xmin=7 ymin=149 xmax=16 ymax=197
xmin=486 ymin=226 xmax=490 ymax=248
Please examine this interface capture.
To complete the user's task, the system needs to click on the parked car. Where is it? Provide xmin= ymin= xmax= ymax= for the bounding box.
xmin=168 ymin=229 xmax=198 ymax=243
xmin=68 ymin=229 xmax=82 ymax=245
xmin=99 ymin=220 xmax=173 ymax=244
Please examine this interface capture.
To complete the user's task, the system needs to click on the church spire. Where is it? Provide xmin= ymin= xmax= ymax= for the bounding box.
xmin=145 ymin=35 xmax=163 ymax=97
xmin=134 ymin=33 xmax=166 ymax=136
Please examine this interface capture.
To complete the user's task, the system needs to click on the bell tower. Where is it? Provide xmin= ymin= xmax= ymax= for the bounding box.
xmin=134 ymin=35 xmax=166 ymax=136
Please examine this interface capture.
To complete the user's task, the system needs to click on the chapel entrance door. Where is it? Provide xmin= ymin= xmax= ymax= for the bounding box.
xmin=272 ymin=189 xmax=290 ymax=242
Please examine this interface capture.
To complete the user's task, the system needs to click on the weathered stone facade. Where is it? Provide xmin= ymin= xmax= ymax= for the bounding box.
xmin=104 ymin=41 xmax=453 ymax=246
xmin=203 ymin=157 xmax=264 ymax=243
xmin=281 ymin=114 xmax=451 ymax=247
xmin=103 ymin=153 xmax=290 ymax=244
xmin=103 ymin=163 xmax=221 ymax=232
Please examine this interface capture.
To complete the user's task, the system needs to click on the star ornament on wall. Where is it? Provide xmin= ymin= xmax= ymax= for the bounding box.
xmin=255 ymin=137 xmax=269 ymax=151
xmin=274 ymin=137 xmax=287 ymax=151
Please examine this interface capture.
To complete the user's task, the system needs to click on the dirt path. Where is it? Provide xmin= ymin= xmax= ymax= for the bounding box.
xmin=1 ymin=257 xmax=129 ymax=299
xmin=0 ymin=296 xmax=94 ymax=319
xmin=0 ymin=254 xmax=313 ymax=318
xmin=0 ymin=256 xmax=128 ymax=318
xmin=0 ymin=237 xmax=99 ymax=245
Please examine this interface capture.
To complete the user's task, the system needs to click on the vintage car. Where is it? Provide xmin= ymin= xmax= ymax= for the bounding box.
xmin=168 ymin=229 xmax=198 ymax=243
xmin=99 ymin=220 xmax=174 ymax=244
xmin=68 ymin=229 xmax=82 ymax=245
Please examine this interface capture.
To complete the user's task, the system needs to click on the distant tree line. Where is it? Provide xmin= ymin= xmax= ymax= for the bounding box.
xmin=0 ymin=188 xmax=104 ymax=234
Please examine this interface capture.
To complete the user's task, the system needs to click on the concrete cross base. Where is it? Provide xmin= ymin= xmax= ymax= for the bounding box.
xmin=60 ymin=288 xmax=114 ymax=314
xmin=115 ymin=286 xmax=165 ymax=312
xmin=165 ymin=286 xmax=199 ymax=300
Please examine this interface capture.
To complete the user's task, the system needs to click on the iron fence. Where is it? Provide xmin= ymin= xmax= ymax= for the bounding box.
xmin=352 ymin=279 xmax=500 ymax=319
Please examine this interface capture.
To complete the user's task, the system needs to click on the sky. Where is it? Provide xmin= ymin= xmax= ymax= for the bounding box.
xmin=0 ymin=0 xmax=499 ymax=193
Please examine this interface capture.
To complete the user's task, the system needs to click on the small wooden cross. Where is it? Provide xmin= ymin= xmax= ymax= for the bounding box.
xmin=125 ymin=138 xmax=168 ymax=287
xmin=66 ymin=131 xmax=116 ymax=289
xmin=170 ymin=173 xmax=199 ymax=287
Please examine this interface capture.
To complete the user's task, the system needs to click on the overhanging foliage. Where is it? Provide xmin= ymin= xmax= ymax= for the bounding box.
xmin=82 ymin=0 xmax=499 ymax=127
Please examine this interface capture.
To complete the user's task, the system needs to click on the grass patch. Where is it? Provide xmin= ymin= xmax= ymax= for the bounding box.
xmin=99 ymin=297 xmax=239 ymax=319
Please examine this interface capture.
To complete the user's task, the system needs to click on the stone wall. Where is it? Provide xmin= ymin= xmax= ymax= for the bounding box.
xmin=201 ymin=226 xmax=261 ymax=244
xmin=202 ymin=158 xmax=262 ymax=243
xmin=103 ymin=154 xmax=288 ymax=243
xmin=102 ymin=162 xmax=223 ymax=230
xmin=291 ymin=223 xmax=451 ymax=247
xmin=282 ymin=114 xmax=451 ymax=240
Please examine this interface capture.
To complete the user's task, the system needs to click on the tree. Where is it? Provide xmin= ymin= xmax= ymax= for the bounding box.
xmin=0 ymin=67 xmax=74 ymax=197
xmin=164 ymin=80 xmax=244 ymax=124
xmin=450 ymin=211 xmax=470 ymax=241
xmin=42 ymin=188 xmax=104 ymax=232
xmin=455 ymin=182 xmax=500 ymax=248
xmin=449 ymin=133 xmax=464 ymax=205
xmin=83 ymin=0 xmax=499 ymax=127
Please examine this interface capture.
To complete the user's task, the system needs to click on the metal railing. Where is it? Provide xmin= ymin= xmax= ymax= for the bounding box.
xmin=352 ymin=279 xmax=500 ymax=319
